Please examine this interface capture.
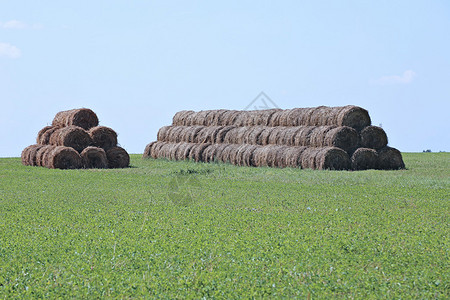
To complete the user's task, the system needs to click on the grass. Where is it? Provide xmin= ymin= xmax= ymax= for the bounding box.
xmin=0 ymin=153 xmax=448 ymax=298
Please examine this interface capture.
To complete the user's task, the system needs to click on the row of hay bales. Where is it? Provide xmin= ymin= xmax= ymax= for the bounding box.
xmin=21 ymin=108 xmax=129 ymax=169
xmin=143 ymin=141 xmax=404 ymax=170
xmin=144 ymin=105 xmax=405 ymax=170
xmin=156 ymin=124 xmax=388 ymax=154
xmin=172 ymin=105 xmax=371 ymax=131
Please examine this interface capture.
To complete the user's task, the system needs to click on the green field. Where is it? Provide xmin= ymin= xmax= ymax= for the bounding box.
xmin=0 ymin=153 xmax=448 ymax=298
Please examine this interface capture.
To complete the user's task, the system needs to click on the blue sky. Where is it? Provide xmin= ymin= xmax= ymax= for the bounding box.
xmin=1 ymin=1 xmax=449 ymax=157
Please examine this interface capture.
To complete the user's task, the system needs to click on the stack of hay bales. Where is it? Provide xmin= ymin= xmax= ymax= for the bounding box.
xmin=21 ymin=108 xmax=129 ymax=169
xmin=143 ymin=105 xmax=405 ymax=170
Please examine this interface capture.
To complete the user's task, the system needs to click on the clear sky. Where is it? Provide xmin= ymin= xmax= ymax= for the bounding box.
xmin=1 ymin=1 xmax=449 ymax=157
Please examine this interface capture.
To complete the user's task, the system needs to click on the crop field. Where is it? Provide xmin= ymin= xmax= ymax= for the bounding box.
xmin=0 ymin=153 xmax=448 ymax=298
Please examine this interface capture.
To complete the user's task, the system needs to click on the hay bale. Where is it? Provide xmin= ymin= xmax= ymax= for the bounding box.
xmin=88 ymin=126 xmax=118 ymax=150
xmin=149 ymin=141 xmax=166 ymax=158
xmin=47 ymin=146 xmax=82 ymax=169
xmin=359 ymin=126 xmax=388 ymax=150
xmin=279 ymin=127 xmax=303 ymax=146
xmin=214 ymin=126 xmax=235 ymax=143
xmin=184 ymin=111 xmax=198 ymax=126
xmin=293 ymin=126 xmax=315 ymax=146
xmin=38 ymin=126 xmax=60 ymax=145
xmin=300 ymin=147 xmax=320 ymax=169
xmin=35 ymin=145 xmax=56 ymax=167
xmin=24 ymin=144 xmax=46 ymax=166
xmin=272 ymin=145 xmax=290 ymax=168
xmin=278 ymin=109 xmax=293 ymax=126
xmin=351 ymin=148 xmax=378 ymax=170
xmin=258 ymin=109 xmax=281 ymax=126
xmin=315 ymin=147 xmax=351 ymax=170
xmin=143 ymin=141 xmax=157 ymax=158
xmin=52 ymin=108 xmax=99 ymax=130
xmin=377 ymin=146 xmax=405 ymax=170
xmin=252 ymin=146 xmax=266 ymax=167
xmin=172 ymin=110 xmax=194 ymax=126
xmin=157 ymin=126 xmax=172 ymax=141
xmin=188 ymin=143 xmax=211 ymax=162
xmin=324 ymin=126 xmax=359 ymax=153
xmin=268 ymin=110 xmax=283 ymax=126
xmin=80 ymin=146 xmax=108 ymax=168
xmin=258 ymin=128 xmax=275 ymax=145
xmin=284 ymin=146 xmax=307 ymax=168
xmin=219 ymin=144 xmax=238 ymax=163
xmin=21 ymin=145 xmax=35 ymax=166
xmin=49 ymin=126 xmax=92 ymax=153
xmin=233 ymin=111 xmax=249 ymax=126
xmin=336 ymin=105 xmax=371 ymax=131
xmin=201 ymin=144 xmax=217 ymax=162
xmin=268 ymin=127 xmax=286 ymax=145
xmin=106 ymin=147 xmax=130 ymax=168
xmin=309 ymin=126 xmax=336 ymax=147
xmin=245 ymin=127 xmax=265 ymax=145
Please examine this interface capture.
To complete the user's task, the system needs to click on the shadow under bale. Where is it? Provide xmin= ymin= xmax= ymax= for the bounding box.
xmin=52 ymin=108 xmax=99 ymax=130
xmin=351 ymin=147 xmax=379 ymax=170
xmin=49 ymin=126 xmax=92 ymax=153
xmin=81 ymin=146 xmax=108 ymax=168
xmin=106 ymin=147 xmax=130 ymax=168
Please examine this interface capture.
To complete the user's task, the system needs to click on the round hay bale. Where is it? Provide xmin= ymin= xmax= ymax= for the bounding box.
xmin=278 ymin=109 xmax=293 ymax=126
xmin=295 ymin=107 xmax=316 ymax=126
xmin=26 ymin=144 xmax=46 ymax=166
xmin=172 ymin=110 xmax=194 ymax=126
xmin=309 ymin=106 xmax=328 ymax=125
xmin=315 ymin=147 xmax=351 ymax=170
xmin=241 ymin=144 xmax=258 ymax=166
xmin=21 ymin=145 xmax=35 ymax=166
xmin=223 ymin=127 xmax=240 ymax=144
xmin=309 ymin=126 xmax=336 ymax=147
xmin=220 ymin=144 xmax=238 ymax=163
xmin=268 ymin=110 xmax=283 ymax=126
xmin=234 ymin=144 xmax=250 ymax=166
xmin=181 ymin=126 xmax=202 ymax=143
xmin=234 ymin=127 xmax=249 ymax=144
xmin=351 ymin=148 xmax=378 ymax=170
xmin=180 ymin=143 xmax=196 ymax=160
xmin=336 ymin=105 xmax=371 ymax=131
xmin=284 ymin=146 xmax=307 ymax=168
xmin=201 ymin=144 xmax=217 ymax=162
xmin=293 ymin=126 xmax=315 ymax=146
xmin=106 ymin=147 xmax=130 ymax=168
xmin=188 ymin=143 xmax=210 ymax=162
xmin=195 ymin=127 xmax=210 ymax=143
xmin=234 ymin=111 xmax=250 ymax=126
xmin=245 ymin=127 xmax=265 ymax=145
xmin=157 ymin=143 xmax=172 ymax=159
xmin=157 ymin=126 xmax=172 ymax=141
xmin=324 ymin=126 xmax=358 ymax=153
xmin=143 ymin=141 xmax=157 ymax=159
xmin=359 ymin=126 xmax=388 ymax=150
xmin=280 ymin=127 xmax=303 ymax=146
xmin=184 ymin=111 xmax=198 ymax=126
xmin=214 ymin=126 xmax=235 ymax=143
xmin=88 ymin=126 xmax=118 ymax=150
xmin=286 ymin=108 xmax=303 ymax=126
xmin=81 ymin=146 xmax=108 ymax=168
xmin=36 ymin=126 xmax=53 ymax=144
xmin=49 ymin=126 xmax=92 ymax=153
xmin=149 ymin=141 xmax=166 ymax=159
xmin=377 ymin=147 xmax=405 ymax=170
xmin=257 ymin=109 xmax=281 ymax=126
xmin=264 ymin=145 xmax=281 ymax=167
xmin=52 ymin=108 xmax=98 ymax=130
xmin=252 ymin=146 xmax=266 ymax=167
xmin=47 ymin=146 xmax=82 ymax=169
xmin=192 ymin=110 xmax=209 ymax=126
xmin=272 ymin=145 xmax=290 ymax=168
xmin=35 ymin=145 xmax=56 ymax=167
xmin=300 ymin=147 xmax=320 ymax=169
xmin=268 ymin=127 xmax=286 ymax=145
xmin=38 ymin=126 xmax=60 ymax=145
xmin=207 ymin=109 xmax=225 ymax=126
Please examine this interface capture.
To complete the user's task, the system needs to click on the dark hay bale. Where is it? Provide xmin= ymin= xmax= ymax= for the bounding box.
xmin=38 ymin=126 xmax=60 ymax=145
xmin=309 ymin=126 xmax=336 ymax=147
xmin=168 ymin=143 xmax=181 ymax=160
xmin=49 ymin=126 xmax=92 ymax=153
xmin=220 ymin=144 xmax=238 ymax=163
xmin=195 ymin=127 xmax=211 ymax=143
xmin=149 ymin=141 xmax=167 ymax=158
xmin=143 ymin=141 xmax=157 ymax=158
xmin=351 ymin=148 xmax=378 ymax=170
xmin=265 ymin=145 xmax=283 ymax=167
xmin=106 ymin=147 xmax=130 ymax=168
xmin=241 ymin=145 xmax=259 ymax=166
xmin=234 ymin=144 xmax=252 ymax=166
xmin=316 ymin=147 xmax=351 ymax=170
xmin=52 ymin=108 xmax=99 ymax=130
xmin=213 ymin=144 xmax=232 ymax=162
xmin=252 ymin=146 xmax=267 ymax=167
xmin=284 ymin=146 xmax=307 ymax=168
xmin=324 ymin=126 xmax=358 ymax=153
xmin=359 ymin=126 xmax=388 ymax=150
xmin=47 ymin=146 xmax=82 ymax=169
xmin=157 ymin=126 xmax=172 ymax=141
xmin=377 ymin=146 xmax=405 ymax=170
xmin=188 ymin=143 xmax=211 ymax=162
xmin=25 ymin=144 xmax=46 ymax=166
xmin=336 ymin=105 xmax=371 ymax=131
xmin=88 ymin=126 xmax=118 ymax=150
xmin=172 ymin=110 xmax=194 ymax=126
xmin=202 ymin=144 xmax=218 ymax=162
xmin=80 ymin=146 xmax=108 ymax=168
xmin=293 ymin=126 xmax=315 ymax=146
xmin=272 ymin=145 xmax=290 ymax=168
xmin=36 ymin=126 xmax=53 ymax=144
